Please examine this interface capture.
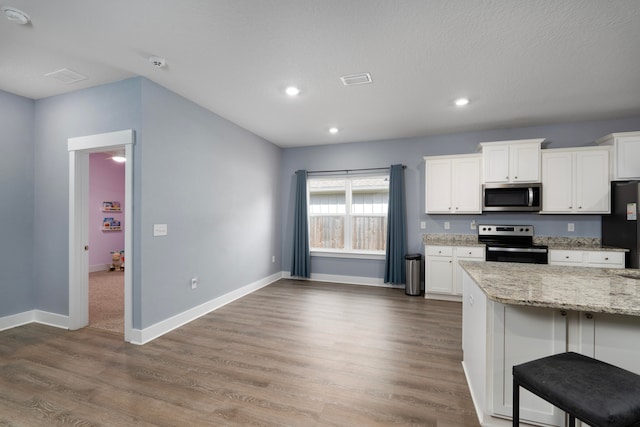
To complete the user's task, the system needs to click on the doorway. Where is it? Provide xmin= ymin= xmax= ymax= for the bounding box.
xmin=88 ymin=152 xmax=125 ymax=334
xmin=68 ymin=130 xmax=134 ymax=342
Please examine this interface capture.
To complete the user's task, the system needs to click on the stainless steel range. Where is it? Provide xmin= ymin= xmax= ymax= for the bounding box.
xmin=478 ymin=224 xmax=548 ymax=264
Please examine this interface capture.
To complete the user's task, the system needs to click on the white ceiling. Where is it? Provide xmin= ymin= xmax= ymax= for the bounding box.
xmin=1 ymin=1 xmax=640 ymax=148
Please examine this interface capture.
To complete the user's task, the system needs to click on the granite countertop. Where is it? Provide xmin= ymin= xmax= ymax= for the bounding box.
xmin=423 ymin=234 xmax=485 ymax=247
xmin=534 ymin=237 xmax=628 ymax=252
xmin=422 ymin=234 xmax=628 ymax=252
xmin=459 ymin=261 xmax=640 ymax=316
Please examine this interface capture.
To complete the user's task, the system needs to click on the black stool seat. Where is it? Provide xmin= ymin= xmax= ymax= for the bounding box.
xmin=513 ymin=352 xmax=640 ymax=427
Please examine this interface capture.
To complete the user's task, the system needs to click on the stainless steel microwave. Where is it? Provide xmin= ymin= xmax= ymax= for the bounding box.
xmin=482 ymin=183 xmax=542 ymax=212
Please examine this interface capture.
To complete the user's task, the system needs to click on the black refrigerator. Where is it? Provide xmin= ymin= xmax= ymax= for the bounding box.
xmin=602 ymin=181 xmax=640 ymax=269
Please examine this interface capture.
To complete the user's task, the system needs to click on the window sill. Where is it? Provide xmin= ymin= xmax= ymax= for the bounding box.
xmin=310 ymin=250 xmax=385 ymax=261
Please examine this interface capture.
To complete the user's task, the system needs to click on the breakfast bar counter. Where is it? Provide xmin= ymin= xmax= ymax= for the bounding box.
xmin=459 ymin=261 xmax=640 ymax=427
xmin=459 ymin=261 xmax=640 ymax=316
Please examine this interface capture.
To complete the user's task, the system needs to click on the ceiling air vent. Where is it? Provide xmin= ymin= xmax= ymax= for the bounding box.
xmin=340 ymin=73 xmax=372 ymax=86
xmin=44 ymin=68 xmax=88 ymax=84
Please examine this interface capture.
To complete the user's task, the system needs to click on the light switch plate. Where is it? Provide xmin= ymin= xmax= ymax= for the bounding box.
xmin=153 ymin=223 xmax=168 ymax=236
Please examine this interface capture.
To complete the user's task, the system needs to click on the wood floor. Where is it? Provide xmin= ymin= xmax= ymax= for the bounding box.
xmin=0 ymin=279 xmax=480 ymax=426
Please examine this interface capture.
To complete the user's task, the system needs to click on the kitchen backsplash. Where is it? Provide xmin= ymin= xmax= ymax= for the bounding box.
xmin=534 ymin=236 xmax=601 ymax=248
xmin=423 ymin=233 xmax=601 ymax=249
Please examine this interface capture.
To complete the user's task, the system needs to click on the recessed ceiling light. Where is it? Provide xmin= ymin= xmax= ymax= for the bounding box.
xmin=3 ymin=7 xmax=30 ymax=25
xmin=329 ymin=127 xmax=339 ymax=134
xmin=285 ymin=86 xmax=300 ymax=96
xmin=455 ymin=97 xmax=470 ymax=107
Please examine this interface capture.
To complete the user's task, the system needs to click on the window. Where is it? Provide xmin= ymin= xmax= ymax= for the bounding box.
xmin=308 ymin=174 xmax=389 ymax=254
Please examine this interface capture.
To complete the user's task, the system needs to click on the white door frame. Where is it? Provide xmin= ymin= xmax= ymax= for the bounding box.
xmin=68 ymin=129 xmax=134 ymax=342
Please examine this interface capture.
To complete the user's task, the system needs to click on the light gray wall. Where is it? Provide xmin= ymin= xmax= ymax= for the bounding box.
xmin=281 ymin=115 xmax=640 ymax=279
xmin=33 ymin=78 xmax=142 ymax=315
xmin=137 ymin=79 xmax=282 ymax=328
xmin=0 ymin=90 xmax=35 ymax=316
xmin=29 ymin=77 xmax=282 ymax=329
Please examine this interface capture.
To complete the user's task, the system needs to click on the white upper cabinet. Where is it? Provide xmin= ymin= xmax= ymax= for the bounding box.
xmin=596 ymin=131 xmax=640 ymax=180
xmin=479 ymin=139 xmax=545 ymax=183
xmin=425 ymin=154 xmax=481 ymax=214
xmin=425 ymin=157 xmax=453 ymax=213
xmin=541 ymin=147 xmax=610 ymax=214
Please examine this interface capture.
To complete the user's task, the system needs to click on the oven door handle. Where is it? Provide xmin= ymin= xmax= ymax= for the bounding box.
xmin=487 ymin=247 xmax=548 ymax=254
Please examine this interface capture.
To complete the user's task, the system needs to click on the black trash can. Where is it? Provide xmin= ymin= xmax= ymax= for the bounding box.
xmin=405 ymin=254 xmax=422 ymax=296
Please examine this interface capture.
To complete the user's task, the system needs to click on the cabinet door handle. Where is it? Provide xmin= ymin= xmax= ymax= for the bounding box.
xmin=585 ymin=313 xmax=593 ymax=319
xmin=569 ymin=206 xmax=573 ymax=209
xmin=578 ymin=206 xmax=582 ymax=209
xmin=565 ymin=256 xmax=570 ymax=259
xmin=560 ymin=310 xmax=567 ymax=316
xmin=514 ymin=176 xmax=518 ymax=179
xmin=605 ymin=257 xmax=609 ymax=260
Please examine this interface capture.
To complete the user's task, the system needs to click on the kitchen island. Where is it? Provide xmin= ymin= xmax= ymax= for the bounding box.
xmin=459 ymin=261 xmax=640 ymax=427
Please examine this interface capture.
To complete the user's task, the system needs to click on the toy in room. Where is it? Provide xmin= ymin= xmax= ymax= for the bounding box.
xmin=110 ymin=251 xmax=122 ymax=271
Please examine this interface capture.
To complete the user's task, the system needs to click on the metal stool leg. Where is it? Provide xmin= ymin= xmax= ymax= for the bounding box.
xmin=513 ymin=376 xmax=520 ymax=426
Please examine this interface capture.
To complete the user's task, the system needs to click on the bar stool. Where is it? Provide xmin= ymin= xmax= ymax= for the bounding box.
xmin=512 ymin=352 xmax=640 ymax=427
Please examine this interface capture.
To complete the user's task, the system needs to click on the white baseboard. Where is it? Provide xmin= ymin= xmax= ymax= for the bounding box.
xmin=129 ymin=271 xmax=283 ymax=345
xmin=34 ymin=310 xmax=69 ymax=329
xmin=0 ymin=311 xmax=33 ymax=332
xmin=282 ymin=271 xmax=405 ymax=289
xmin=0 ymin=310 xmax=69 ymax=332
xmin=425 ymin=293 xmax=462 ymax=302
xmin=1 ymin=271 xmax=403 ymax=344
xmin=89 ymin=263 xmax=111 ymax=273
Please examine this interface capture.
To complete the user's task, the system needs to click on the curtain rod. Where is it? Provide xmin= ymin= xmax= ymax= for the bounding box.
xmin=307 ymin=165 xmax=406 ymax=174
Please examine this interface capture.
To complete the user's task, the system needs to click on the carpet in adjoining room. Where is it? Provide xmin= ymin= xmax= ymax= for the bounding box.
xmin=89 ymin=270 xmax=124 ymax=334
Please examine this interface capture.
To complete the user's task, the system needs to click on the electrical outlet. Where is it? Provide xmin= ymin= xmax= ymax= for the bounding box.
xmin=470 ymin=220 xmax=477 ymax=230
xmin=444 ymin=221 xmax=450 ymax=230
xmin=420 ymin=221 xmax=426 ymax=229
xmin=272 ymin=255 xmax=276 ymax=263
xmin=568 ymin=223 xmax=575 ymax=232
xmin=191 ymin=277 xmax=198 ymax=289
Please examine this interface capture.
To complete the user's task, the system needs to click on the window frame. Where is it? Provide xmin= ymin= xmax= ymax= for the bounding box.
xmin=307 ymin=173 xmax=389 ymax=260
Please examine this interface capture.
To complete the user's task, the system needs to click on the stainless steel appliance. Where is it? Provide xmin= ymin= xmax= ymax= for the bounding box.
xmin=478 ymin=224 xmax=548 ymax=264
xmin=602 ymin=181 xmax=640 ymax=268
xmin=482 ymin=183 xmax=542 ymax=212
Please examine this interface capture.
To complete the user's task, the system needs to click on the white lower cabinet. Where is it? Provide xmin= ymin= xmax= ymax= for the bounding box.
xmin=425 ymin=246 xmax=454 ymax=295
xmin=462 ymin=271 xmax=640 ymax=427
xmin=570 ymin=311 xmax=640 ymax=374
xmin=549 ymin=249 xmax=625 ymax=269
xmin=425 ymin=245 xmax=483 ymax=301
xmin=491 ymin=304 xmax=567 ymax=426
